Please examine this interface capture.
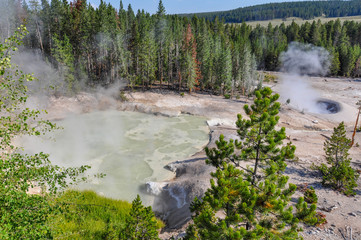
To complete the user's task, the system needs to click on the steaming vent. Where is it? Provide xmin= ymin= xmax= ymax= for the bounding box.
xmin=316 ymin=99 xmax=341 ymax=114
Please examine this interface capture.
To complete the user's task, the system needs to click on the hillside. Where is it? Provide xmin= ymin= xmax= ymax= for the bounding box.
xmin=244 ymin=15 xmax=361 ymax=28
xmin=180 ymin=0 xmax=361 ymax=23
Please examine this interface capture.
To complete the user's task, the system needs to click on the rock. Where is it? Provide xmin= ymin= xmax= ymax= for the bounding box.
xmin=207 ymin=118 xmax=235 ymax=127
xmin=349 ymin=212 xmax=357 ymax=217
xmin=146 ymin=182 xmax=168 ymax=195
xmin=175 ymin=232 xmax=186 ymax=240
xmin=312 ymin=120 xmax=319 ymax=124
xmin=165 ymin=163 xmax=177 ymax=172
xmin=320 ymin=205 xmax=338 ymax=212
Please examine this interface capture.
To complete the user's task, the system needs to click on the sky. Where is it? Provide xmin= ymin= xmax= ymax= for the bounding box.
xmin=92 ymin=0 xmax=310 ymax=14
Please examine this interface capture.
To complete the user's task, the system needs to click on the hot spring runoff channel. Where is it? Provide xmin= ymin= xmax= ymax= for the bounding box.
xmin=21 ymin=110 xmax=209 ymax=204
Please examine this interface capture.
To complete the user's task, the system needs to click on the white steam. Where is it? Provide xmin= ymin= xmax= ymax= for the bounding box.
xmin=280 ymin=42 xmax=330 ymax=76
xmin=279 ymin=42 xmax=331 ymax=113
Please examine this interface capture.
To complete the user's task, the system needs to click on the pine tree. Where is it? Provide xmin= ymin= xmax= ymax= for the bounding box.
xmin=316 ymin=122 xmax=359 ymax=196
xmin=121 ymin=195 xmax=160 ymax=240
xmin=52 ymin=34 xmax=77 ymax=94
xmin=155 ymin=0 xmax=167 ymax=86
xmin=239 ymin=44 xmax=257 ymax=96
xmin=196 ymin=18 xmax=212 ymax=90
xmin=329 ymin=47 xmax=341 ymax=76
xmin=181 ymin=24 xmax=201 ymax=92
xmin=186 ymin=87 xmax=317 ymax=239
xmin=138 ymin=12 xmax=156 ymax=90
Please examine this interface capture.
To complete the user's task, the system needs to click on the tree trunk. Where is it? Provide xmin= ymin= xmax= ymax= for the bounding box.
xmin=35 ymin=20 xmax=44 ymax=54
xmin=252 ymin=126 xmax=263 ymax=186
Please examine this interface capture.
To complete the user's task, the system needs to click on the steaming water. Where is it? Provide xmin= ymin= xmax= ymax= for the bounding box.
xmin=21 ymin=110 xmax=209 ymax=204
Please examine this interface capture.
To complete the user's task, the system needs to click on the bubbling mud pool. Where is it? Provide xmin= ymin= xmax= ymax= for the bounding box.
xmin=21 ymin=110 xmax=209 ymax=205
xmin=316 ymin=99 xmax=341 ymax=114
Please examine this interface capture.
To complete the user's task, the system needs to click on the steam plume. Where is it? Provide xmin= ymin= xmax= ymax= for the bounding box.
xmin=280 ymin=42 xmax=330 ymax=76
xmin=279 ymin=42 xmax=331 ymax=113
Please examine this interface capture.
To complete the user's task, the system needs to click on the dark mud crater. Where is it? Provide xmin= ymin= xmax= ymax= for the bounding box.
xmin=316 ymin=99 xmax=341 ymax=114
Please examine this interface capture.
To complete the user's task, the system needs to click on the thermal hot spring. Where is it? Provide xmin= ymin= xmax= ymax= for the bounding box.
xmin=21 ymin=110 xmax=209 ymax=205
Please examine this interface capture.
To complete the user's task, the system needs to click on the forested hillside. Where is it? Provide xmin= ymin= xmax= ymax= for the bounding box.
xmin=181 ymin=0 xmax=361 ymax=23
xmin=1 ymin=0 xmax=361 ymax=97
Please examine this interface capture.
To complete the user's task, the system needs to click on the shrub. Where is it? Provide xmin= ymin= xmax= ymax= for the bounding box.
xmin=119 ymin=91 xmax=128 ymax=102
xmin=304 ymin=187 xmax=318 ymax=204
xmin=316 ymin=122 xmax=359 ymax=195
xmin=263 ymin=72 xmax=277 ymax=83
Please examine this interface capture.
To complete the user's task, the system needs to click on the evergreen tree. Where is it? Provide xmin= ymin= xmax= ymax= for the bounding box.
xmin=196 ymin=18 xmax=212 ymax=89
xmin=138 ymin=12 xmax=156 ymax=90
xmin=181 ymin=23 xmax=200 ymax=92
xmin=316 ymin=122 xmax=359 ymax=196
xmin=213 ymin=37 xmax=232 ymax=95
xmin=329 ymin=47 xmax=341 ymax=76
xmin=121 ymin=195 xmax=160 ymax=240
xmin=286 ymin=21 xmax=300 ymax=42
xmin=239 ymin=44 xmax=257 ymax=96
xmin=52 ymin=34 xmax=77 ymax=94
xmin=155 ymin=0 xmax=167 ymax=85
xmin=186 ymin=87 xmax=317 ymax=239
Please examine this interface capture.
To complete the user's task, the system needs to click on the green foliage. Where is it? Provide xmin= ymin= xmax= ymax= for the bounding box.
xmin=263 ymin=73 xmax=277 ymax=83
xmin=187 ymin=87 xmax=317 ymax=239
xmin=52 ymin=34 xmax=78 ymax=95
xmin=295 ymin=194 xmax=326 ymax=227
xmin=121 ymin=195 xmax=161 ymax=240
xmin=49 ymin=190 xmax=132 ymax=239
xmin=304 ymin=187 xmax=318 ymax=204
xmin=223 ymin=93 xmax=231 ymax=99
xmin=316 ymin=122 xmax=359 ymax=195
xmin=0 ymin=26 xmax=90 ymax=239
xmin=315 ymin=212 xmax=327 ymax=227
xmin=295 ymin=197 xmax=317 ymax=226
xmin=119 ymin=91 xmax=128 ymax=102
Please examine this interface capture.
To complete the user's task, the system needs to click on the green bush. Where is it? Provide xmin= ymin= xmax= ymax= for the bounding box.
xmin=223 ymin=93 xmax=231 ymax=99
xmin=263 ymin=73 xmax=277 ymax=83
xmin=316 ymin=122 xmax=359 ymax=196
xmin=315 ymin=212 xmax=327 ymax=227
xmin=304 ymin=187 xmax=318 ymax=204
xmin=119 ymin=91 xmax=128 ymax=102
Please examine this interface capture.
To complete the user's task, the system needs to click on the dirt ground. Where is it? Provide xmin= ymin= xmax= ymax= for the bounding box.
xmin=45 ymin=74 xmax=361 ymax=239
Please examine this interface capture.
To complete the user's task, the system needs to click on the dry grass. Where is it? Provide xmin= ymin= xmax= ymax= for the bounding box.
xmin=240 ymin=15 xmax=361 ymax=28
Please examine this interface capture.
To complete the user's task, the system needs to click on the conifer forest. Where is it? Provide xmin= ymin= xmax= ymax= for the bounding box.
xmin=2 ymin=0 xmax=361 ymax=95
